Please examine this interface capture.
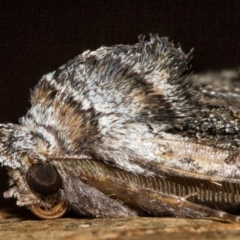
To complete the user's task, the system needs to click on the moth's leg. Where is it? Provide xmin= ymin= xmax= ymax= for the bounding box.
xmin=62 ymin=172 xmax=139 ymax=218
xmin=173 ymin=190 xmax=201 ymax=218
xmin=151 ymin=190 xmax=240 ymax=222
xmin=177 ymin=195 xmax=240 ymax=222
xmin=123 ymin=187 xmax=240 ymax=222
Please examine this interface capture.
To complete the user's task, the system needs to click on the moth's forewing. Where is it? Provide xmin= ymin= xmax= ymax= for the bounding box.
xmin=140 ymin=138 xmax=240 ymax=183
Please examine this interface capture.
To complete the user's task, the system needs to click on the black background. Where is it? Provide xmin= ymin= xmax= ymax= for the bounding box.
xmin=1 ymin=0 xmax=240 ymax=206
xmin=1 ymin=0 xmax=240 ymax=122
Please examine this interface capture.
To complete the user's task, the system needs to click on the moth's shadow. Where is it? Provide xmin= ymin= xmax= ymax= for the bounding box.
xmin=0 ymin=205 xmax=38 ymax=220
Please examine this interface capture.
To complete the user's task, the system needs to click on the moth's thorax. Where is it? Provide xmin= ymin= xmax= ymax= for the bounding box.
xmin=19 ymin=37 xmax=193 ymax=159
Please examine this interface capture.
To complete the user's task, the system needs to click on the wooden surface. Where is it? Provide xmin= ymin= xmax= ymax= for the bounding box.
xmin=1 ymin=207 xmax=240 ymax=240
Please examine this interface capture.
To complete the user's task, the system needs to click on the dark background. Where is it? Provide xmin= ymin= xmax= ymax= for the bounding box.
xmin=0 ymin=0 xmax=240 ymax=207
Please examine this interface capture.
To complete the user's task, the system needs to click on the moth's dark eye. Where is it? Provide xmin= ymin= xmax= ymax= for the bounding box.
xmin=26 ymin=163 xmax=62 ymax=195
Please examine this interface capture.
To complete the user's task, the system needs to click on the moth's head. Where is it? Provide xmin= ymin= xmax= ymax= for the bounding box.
xmin=0 ymin=123 xmax=67 ymax=219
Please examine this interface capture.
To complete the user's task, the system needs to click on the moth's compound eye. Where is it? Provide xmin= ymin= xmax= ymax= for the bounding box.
xmin=26 ymin=163 xmax=62 ymax=195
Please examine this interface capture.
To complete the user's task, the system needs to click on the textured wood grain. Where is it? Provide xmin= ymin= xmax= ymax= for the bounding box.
xmin=0 ymin=207 xmax=240 ymax=240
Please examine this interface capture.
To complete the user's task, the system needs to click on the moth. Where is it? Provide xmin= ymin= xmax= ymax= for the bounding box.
xmin=1 ymin=34 xmax=240 ymax=221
